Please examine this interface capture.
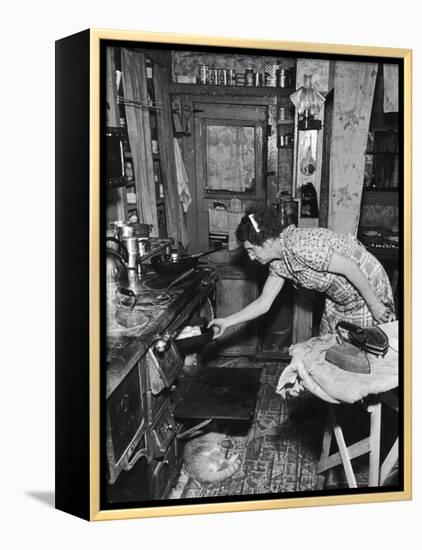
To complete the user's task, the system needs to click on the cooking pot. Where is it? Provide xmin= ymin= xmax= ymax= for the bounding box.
xmin=150 ymin=247 xmax=221 ymax=276
xmin=111 ymin=221 xmax=152 ymax=239
xmin=130 ymin=222 xmax=152 ymax=238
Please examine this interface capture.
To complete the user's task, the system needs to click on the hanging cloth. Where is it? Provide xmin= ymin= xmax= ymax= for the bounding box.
xmin=173 ymin=138 xmax=192 ymax=213
xmin=300 ymin=135 xmax=317 ymax=176
xmin=121 ymin=49 xmax=158 ymax=234
xmin=328 ymin=62 xmax=378 ymax=235
xmin=383 ymin=64 xmax=399 ymax=113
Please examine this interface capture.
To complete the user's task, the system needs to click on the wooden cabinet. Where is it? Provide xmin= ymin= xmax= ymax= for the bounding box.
xmin=214 ymin=264 xmax=260 ymax=356
xmin=212 ymin=263 xmax=294 ymax=358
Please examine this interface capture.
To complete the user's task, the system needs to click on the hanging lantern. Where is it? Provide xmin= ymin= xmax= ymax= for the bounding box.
xmin=290 ymin=74 xmax=325 ymax=130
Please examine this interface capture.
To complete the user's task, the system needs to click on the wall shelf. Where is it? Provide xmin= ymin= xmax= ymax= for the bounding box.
xmin=169 ymin=82 xmax=294 ymax=98
xmin=363 ymin=187 xmax=399 ymax=192
xmin=365 ymin=152 xmax=398 ymax=156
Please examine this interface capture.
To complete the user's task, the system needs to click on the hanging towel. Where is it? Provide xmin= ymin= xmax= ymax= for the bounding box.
xmin=173 ymin=138 xmax=192 ymax=213
xmin=383 ymin=64 xmax=399 ymax=113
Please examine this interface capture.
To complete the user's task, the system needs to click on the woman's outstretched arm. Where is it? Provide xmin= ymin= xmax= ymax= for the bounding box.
xmin=208 ymin=275 xmax=285 ymax=338
xmin=327 ymin=251 xmax=394 ymax=323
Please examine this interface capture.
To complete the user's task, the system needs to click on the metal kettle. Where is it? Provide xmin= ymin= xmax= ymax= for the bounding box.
xmin=106 ymin=235 xmax=148 ymax=297
xmin=106 ymin=247 xmax=129 ymax=287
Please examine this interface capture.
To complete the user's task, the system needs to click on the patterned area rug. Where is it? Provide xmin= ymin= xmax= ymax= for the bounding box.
xmin=170 ymin=363 xmax=335 ymax=499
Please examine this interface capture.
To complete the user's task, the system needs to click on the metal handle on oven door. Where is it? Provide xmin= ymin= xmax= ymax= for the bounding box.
xmin=154 ymin=331 xmax=173 ymax=354
xmin=154 ymin=271 xmax=217 ymax=353
xmin=122 ymin=420 xmax=152 ymax=470
xmin=123 ymin=446 xmax=151 ymax=470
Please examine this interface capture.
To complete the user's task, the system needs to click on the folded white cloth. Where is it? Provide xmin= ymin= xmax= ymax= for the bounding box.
xmin=173 ymin=138 xmax=192 ymax=213
xmin=277 ymin=322 xmax=399 ymax=404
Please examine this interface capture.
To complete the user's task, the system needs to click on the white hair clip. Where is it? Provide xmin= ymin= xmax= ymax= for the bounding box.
xmin=248 ymin=214 xmax=260 ymax=233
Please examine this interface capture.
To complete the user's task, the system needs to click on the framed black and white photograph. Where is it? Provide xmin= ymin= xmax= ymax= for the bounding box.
xmin=55 ymin=29 xmax=412 ymax=521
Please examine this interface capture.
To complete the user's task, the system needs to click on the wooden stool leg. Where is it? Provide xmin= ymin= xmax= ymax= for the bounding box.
xmin=316 ymin=405 xmax=333 ymax=489
xmin=380 ymin=438 xmax=399 ymax=486
xmin=368 ymin=402 xmax=382 ymax=486
xmin=329 ymin=406 xmax=357 ymax=488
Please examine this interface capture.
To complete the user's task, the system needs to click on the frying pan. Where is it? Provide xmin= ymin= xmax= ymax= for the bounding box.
xmin=174 ymin=326 xmax=215 ymax=354
xmin=150 ymin=246 xmax=221 ymax=276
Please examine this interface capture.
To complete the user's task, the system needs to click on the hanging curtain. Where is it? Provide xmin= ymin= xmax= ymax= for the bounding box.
xmin=205 ymin=126 xmax=255 ymax=192
xmin=121 ymin=49 xmax=158 ymax=234
xmin=328 ymin=62 xmax=378 ymax=235
xmin=153 ymin=64 xmax=189 ymax=248
xmin=383 ymin=64 xmax=399 ymax=113
xmin=105 ymin=47 xmax=126 ymax=223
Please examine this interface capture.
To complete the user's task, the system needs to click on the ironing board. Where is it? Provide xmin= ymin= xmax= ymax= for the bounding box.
xmin=276 ymin=321 xmax=399 ymax=488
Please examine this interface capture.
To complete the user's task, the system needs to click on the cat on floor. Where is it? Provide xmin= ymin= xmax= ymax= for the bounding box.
xmin=182 ymin=430 xmax=241 ymax=484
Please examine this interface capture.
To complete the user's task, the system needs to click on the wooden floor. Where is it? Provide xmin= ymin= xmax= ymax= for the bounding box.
xmin=169 ymin=358 xmax=377 ymax=500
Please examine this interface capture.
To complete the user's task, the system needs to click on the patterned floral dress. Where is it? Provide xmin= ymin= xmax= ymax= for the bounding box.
xmin=268 ymin=225 xmax=395 ymax=335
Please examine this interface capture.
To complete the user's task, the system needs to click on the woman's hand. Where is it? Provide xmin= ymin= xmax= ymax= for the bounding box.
xmin=208 ymin=318 xmax=229 ymax=339
xmin=370 ymin=300 xmax=395 ymax=324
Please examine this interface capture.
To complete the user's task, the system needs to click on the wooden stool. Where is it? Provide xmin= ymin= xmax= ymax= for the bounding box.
xmin=316 ymin=391 xmax=399 ymax=489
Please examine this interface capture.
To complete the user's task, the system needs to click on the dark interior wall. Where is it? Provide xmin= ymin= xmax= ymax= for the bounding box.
xmin=359 ymin=64 xmax=399 ymax=230
xmin=360 ymin=192 xmax=399 ymax=228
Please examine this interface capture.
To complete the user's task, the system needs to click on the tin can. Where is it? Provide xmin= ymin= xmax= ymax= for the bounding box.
xmin=278 ymin=69 xmax=287 ymax=88
xmin=254 ymin=72 xmax=263 ymax=86
xmin=285 ymin=69 xmax=293 ymax=88
xmin=264 ymin=65 xmax=277 ymax=87
xmin=199 ymin=64 xmax=209 ymax=85
xmin=209 ymin=68 xmax=218 ymax=85
xmin=218 ymin=68 xmax=227 ymax=86
xmin=138 ymin=237 xmax=150 ymax=257
xmin=286 ymin=133 xmax=294 ymax=147
xmin=236 ymin=73 xmax=246 ymax=86
xmin=265 ymin=73 xmax=276 ymax=87
xmin=245 ymin=68 xmax=254 ymax=87
xmin=121 ymin=224 xmax=134 ymax=238
xmin=279 ymin=107 xmax=287 ymax=121
xmin=227 ymin=69 xmax=236 ymax=86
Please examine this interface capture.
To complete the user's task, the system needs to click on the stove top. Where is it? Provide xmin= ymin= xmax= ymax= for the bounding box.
xmin=141 ymin=263 xmax=210 ymax=290
xmin=107 ymin=266 xmax=215 ymax=335
xmin=141 ymin=273 xmax=185 ymax=290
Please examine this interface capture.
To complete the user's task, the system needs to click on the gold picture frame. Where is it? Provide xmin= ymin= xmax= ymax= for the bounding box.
xmin=55 ymin=28 xmax=412 ymax=521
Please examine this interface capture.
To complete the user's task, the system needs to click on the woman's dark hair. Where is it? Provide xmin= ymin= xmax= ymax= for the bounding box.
xmin=236 ymin=206 xmax=283 ymax=246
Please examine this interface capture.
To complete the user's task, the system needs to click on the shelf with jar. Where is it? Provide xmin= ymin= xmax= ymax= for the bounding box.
xmin=107 ymin=49 xmax=172 ymax=235
xmin=147 ymin=56 xmax=170 ymax=239
xmin=276 ymin=101 xmax=295 ymax=150
xmin=172 ymin=65 xmax=295 ymax=91
xmin=105 ymin=47 xmax=137 ymax=223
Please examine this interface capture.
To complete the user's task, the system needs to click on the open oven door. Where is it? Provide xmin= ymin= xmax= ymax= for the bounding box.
xmin=173 ymin=366 xmax=261 ymax=424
